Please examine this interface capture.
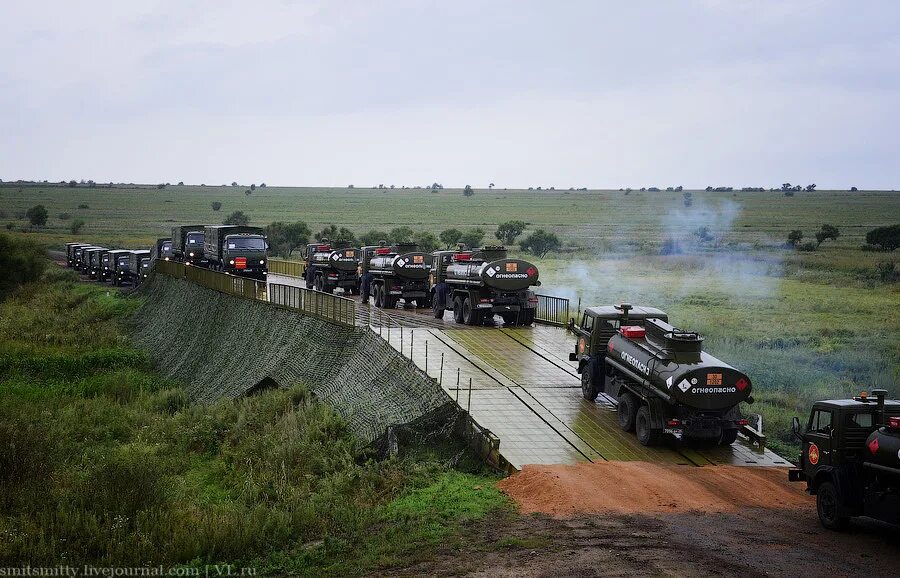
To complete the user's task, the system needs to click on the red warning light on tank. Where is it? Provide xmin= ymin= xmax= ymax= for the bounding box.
xmin=869 ymin=437 xmax=879 ymax=455
xmin=735 ymin=377 xmax=749 ymax=391
xmin=526 ymin=266 xmax=536 ymax=276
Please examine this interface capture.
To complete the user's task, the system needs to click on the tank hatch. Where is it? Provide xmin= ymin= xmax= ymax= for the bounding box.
xmin=645 ymin=318 xmax=704 ymax=353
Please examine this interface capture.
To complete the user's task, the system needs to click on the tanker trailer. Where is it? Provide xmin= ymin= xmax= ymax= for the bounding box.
xmin=363 ymin=243 xmax=431 ymax=309
xmin=302 ymin=242 xmax=359 ymax=294
xmin=431 ymin=246 xmax=540 ymax=326
xmin=602 ymin=318 xmax=752 ymax=446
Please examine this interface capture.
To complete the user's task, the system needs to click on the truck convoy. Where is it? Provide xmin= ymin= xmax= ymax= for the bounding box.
xmin=204 ymin=225 xmax=268 ymax=278
xmin=430 ymin=246 xmax=540 ymax=326
xmin=789 ymin=389 xmax=900 ymax=529
xmin=302 ymin=242 xmax=359 ymax=294
xmin=570 ymin=304 xmax=752 ymax=446
xmin=361 ymin=243 xmax=431 ymax=308
xmin=171 ymin=225 xmax=206 ymax=266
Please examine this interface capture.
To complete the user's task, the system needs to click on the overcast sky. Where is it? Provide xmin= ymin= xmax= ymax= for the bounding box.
xmin=1 ymin=1 xmax=897 ymax=188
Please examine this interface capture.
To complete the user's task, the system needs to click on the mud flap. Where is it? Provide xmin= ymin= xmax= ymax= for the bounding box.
xmin=647 ymin=397 xmax=670 ymax=430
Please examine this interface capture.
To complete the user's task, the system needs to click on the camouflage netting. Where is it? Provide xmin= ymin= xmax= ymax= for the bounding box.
xmin=129 ymin=275 xmax=453 ymax=444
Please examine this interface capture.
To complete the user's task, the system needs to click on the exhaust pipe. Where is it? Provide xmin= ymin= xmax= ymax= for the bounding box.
xmin=873 ymin=389 xmax=887 ymax=426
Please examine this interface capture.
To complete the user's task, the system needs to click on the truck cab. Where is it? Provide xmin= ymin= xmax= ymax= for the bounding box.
xmin=789 ymin=390 xmax=900 ymax=529
xmin=569 ymin=303 xmax=668 ymax=397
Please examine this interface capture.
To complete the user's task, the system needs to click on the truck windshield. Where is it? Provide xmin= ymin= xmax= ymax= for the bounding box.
xmin=186 ymin=233 xmax=204 ymax=245
xmin=162 ymin=242 xmax=173 ymax=253
xmin=141 ymin=260 xmax=150 ymax=268
xmin=227 ymin=237 xmax=266 ymax=250
xmin=118 ymin=257 xmax=129 ymax=266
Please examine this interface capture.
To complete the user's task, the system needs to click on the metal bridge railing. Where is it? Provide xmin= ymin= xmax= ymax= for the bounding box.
xmin=267 ymin=257 xmax=305 ymax=278
xmin=154 ymin=260 xmax=265 ymax=301
xmin=268 ymin=282 xmax=356 ymax=328
xmin=534 ymin=293 xmax=570 ymax=326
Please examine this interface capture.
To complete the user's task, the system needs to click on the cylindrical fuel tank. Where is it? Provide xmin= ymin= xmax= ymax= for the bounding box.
xmin=866 ymin=427 xmax=900 ymax=469
xmin=369 ymin=252 xmax=431 ymax=279
xmin=446 ymin=258 xmax=539 ymax=291
xmin=312 ymin=248 xmax=359 ymax=271
xmin=607 ymin=330 xmax=752 ymax=411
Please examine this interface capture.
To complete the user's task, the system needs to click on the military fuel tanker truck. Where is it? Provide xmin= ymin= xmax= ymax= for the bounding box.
xmin=204 ymin=225 xmax=268 ymax=278
xmin=302 ymin=243 xmax=360 ymax=294
xmin=430 ymin=246 xmax=540 ymax=326
xmin=789 ymin=389 xmax=900 ymax=529
xmin=570 ymin=304 xmax=752 ymax=446
xmin=171 ymin=225 xmax=207 ymax=266
xmin=361 ymin=243 xmax=431 ymax=308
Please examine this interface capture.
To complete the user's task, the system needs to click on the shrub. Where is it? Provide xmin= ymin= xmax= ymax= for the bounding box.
xmin=521 ymin=229 xmax=560 ymax=257
xmin=865 ymin=224 xmax=900 ymax=251
xmin=439 ymin=228 xmax=463 ymax=248
xmin=26 ymin=205 xmax=48 ymax=227
xmin=0 ymin=233 xmax=46 ymax=300
xmin=460 ymin=228 xmax=485 ymax=249
xmin=495 ymin=220 xmax=526 ymax=245
xmin=787 ymin=230 xmax=803 ymax=246
xmin=876 ymin=261 xmax=897 ymax=282
xmin=78 ymin=203 xmax=89 ymax=209
xmin=211 ymin=201 xmax=222 ymax=211
xmin=223 ymin=211 xmax=250 ymax=226
xmin=58 ymin=212 xmax=71 ymax=220
xmin=70 ymin=219 xmax=85 ymax=234
xmin=412 ymin=231 xmax=439 ymax=253
xmin=815 ymin=224 xmax=840 ymax=246
xmin=797 ymin=241 xmax=818 ymax=252
xmin=463 ymin=185 xmax=474 ymax=197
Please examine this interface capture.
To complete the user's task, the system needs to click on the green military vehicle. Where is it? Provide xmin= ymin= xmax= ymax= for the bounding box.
xmin=150 ymin=238 xmax=173 ymax=264
xmin=108 ymin=250 xmax=135 ymax=286
xmin=789 ymin=389 xmax=900 ymax=529
xmin=101 ymin=249 xmax=131 ymax=282
xmin=171 ymin=224 xmax=207 ymax=266
xmin=85 ymin=248 xmax=109 ymax=280
xmin=569 ymin=304 xmax=753 ymax=446
xmin=65 ymin=242 xmax=90 ymax=267
xmin=302 ymin=242 xmax=360 ymax=294
xmin=430 ymin=246 xmax=540 ymax=326
xmin=360 ymin=242 xmax=431 ymax=308
xmin=204 ymin=225 xmax=268 ymax=278
xmin=72 ymin=245 xmax=99 ymax=272
xmin=123 ymin=250 xmax=152 ymax=286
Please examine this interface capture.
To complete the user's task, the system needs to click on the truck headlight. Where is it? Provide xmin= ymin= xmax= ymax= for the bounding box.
xmin=229 ymin=260 xmax=235 ymax=265
xmin=189 ymin=252 xmax=195 ymax=257
xmin=260 ymin=260 xmax=265 ymax=264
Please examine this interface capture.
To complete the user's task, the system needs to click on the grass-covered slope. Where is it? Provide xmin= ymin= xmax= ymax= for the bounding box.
xmin=130 ymin=274 xmax=451 ymax=443
xmin=0 ymin=268 xmax=507 ymax=573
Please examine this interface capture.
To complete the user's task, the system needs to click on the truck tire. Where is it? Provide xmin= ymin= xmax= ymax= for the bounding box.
xmin=521 ymin=308 xmax=535 ymax=325
xmin=374 ymin=285 xmax=383 ymax=308
xmin=453 ymin=296 xmax=464 ymax=324
xmin=433 ymin=302 xmax=444 ymax=319
xmin=385 ymin=294 xmax=397 ymax=309
xmin=816 ymin=481 xmax=849 ymax=530
xmin=719 ymin=428 xmax=739 ymax=445
xmin=462 ymin=297 xmax=477 ymax=325
xmin=636 ymin=405 xmax=661 ymax=446
xmin=581 ymin=360 xmax=599 ymax=401
xmin=617 ymin=392 xmax=638 ymax=432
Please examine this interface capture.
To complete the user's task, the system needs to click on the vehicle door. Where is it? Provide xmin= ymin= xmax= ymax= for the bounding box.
xmin=574 ymin=313 xmax=594 ymax=361
xmin=805 ymin=408 xmax=834 ymax=474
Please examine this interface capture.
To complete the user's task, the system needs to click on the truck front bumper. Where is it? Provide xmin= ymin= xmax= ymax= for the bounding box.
xmin=788 ymin=469 xmax=806 ymax=482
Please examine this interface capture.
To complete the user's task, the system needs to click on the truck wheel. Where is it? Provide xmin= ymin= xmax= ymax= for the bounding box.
xmin=816 ymin=482 xmax=849 ymax=531
xmin=581 ymin=360 xmax=599 ymax=401
xmin=719 ymin=428 xmax=739 ymax=445
xmin=617 ymin=392 xmax=638 ymax=432
xmin=462 ymin=297 xmax=477 ymax=325
xmin=453 ymin=296 xmax=465 ymax=324
xmin=374 ymin=285 xmax=383 ymax=308
xmin=636 ymin=405 xmax=660 ymax=446
xmin=432 ymin=302 xmax=444 ymax=319
xmin=385 ymin=295 xmax=397 ymax=309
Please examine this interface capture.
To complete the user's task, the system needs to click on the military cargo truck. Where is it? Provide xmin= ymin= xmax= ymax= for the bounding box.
xmin=150 ymin=238 xmax=174 ymax=264
xmin=85 ymin=248 xmax=109 ymax=280
xmin=302 ymin=242 xmax=359 ymax=294
xmin=204 ymin=225 xmax=268 ymax=278
xmin=73 ymin=245 xmax=99 ymax=271
xmin=102 ymin=249 xmax=131 ymax=282
xmin=361 ymin=243 xmax=431 ymax=308
xmin=124 ymin=250 xmax=152 ymax=285
xmin=570 ymin=304 xmax=752 ymax=446
xmin=789 ymin=389 xmax=900 ymax=529
xmin=171 ymin=225 xmax=207 ymax=266
xmin=65 ymin=242 xmax=90 ymax=267
xmin=109 ymin=250 xmax=134 ymax=286
xmin=430 ymin=246 xmax=540 ymax=326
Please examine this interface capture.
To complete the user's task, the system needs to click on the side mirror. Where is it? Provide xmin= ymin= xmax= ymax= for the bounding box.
xmin=791 ymin=417 xmax=802 ymax=440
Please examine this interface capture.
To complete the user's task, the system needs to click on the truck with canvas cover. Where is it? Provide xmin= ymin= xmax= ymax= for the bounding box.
xmin=102 ymin=249 xmax=132 ymax=282
xmin=204 ymin=225 xmax=268 ymax=278
xmin=73 ymin=245 xmax=99 ymax=272
xmin=361 ymin=242 xmax=431 ymax=308
xmin=171 ymin=224 xmax=207 ymax=266
xmin=302 ymin=242 xmax=360 ymax=294
xmin=65 ymin=242 xmax=90 ymax=267
xmin=85 ymin=247 xmax=109 ymax=280
xmin=789 ymin=389 xmax=900 ymax=529
xmin=430 ymin=246 xmax=539 ymax=326
xmin=570 ymin=304 xmax=753 ymax=446
xmin=150 ymin=238 xmax=173 ymax=264
xmin=125 ymin=250 xmax=151 ymax=286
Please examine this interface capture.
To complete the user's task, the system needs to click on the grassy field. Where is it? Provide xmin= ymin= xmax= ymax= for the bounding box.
xmin=0 ymin=265 xmax=507 ymax=573
xmin=2 ymin=183 xmax=899 ymax=455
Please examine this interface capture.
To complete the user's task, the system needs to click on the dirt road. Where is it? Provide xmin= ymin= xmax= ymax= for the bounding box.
xmin=391 ymin=462 xmax=900 ymax=577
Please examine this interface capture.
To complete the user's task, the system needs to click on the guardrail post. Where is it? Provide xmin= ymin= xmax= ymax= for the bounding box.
xmin=424 ymin=340 xmax=428 ymax=374
xmin=439 ymin=352 xmax=444 ymax=386
xmin=467 ymin=377 xmax=473 ymax=415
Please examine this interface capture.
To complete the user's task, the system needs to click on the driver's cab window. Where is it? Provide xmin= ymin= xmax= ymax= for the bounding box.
xmin=581 ymin=314 xmax=594 ymax=332
xmin=808 ymin=410 xmax=833 ymax=434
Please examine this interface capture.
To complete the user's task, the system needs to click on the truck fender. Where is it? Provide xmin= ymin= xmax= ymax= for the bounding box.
xmin=646 ymin=397 xmax=670 ymax=430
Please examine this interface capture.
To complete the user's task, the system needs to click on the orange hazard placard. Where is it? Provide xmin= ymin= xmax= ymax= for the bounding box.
xmin=808 ymin=443 xmax=820 ymax=465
